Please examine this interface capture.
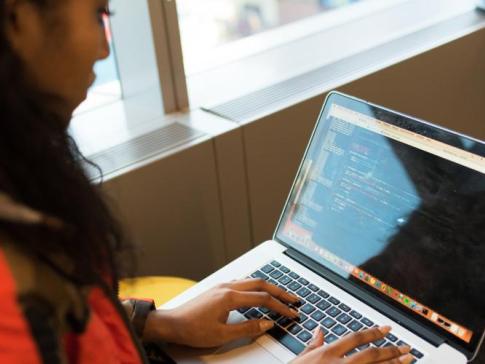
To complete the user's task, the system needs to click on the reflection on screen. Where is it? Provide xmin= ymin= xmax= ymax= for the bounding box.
xmin=277 ymin=104 xmax=485 ymax=344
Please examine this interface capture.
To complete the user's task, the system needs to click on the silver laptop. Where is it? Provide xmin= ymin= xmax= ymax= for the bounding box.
xmin=163 ymin=91 xmax=485 ymax=364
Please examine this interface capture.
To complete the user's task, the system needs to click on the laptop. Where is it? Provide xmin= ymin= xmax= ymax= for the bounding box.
xmin=162 ymin=91 xmax=485 ymax=363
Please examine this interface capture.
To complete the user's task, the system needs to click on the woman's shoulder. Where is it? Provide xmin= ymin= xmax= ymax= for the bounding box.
xmin=0 ymin=230 xmax=92 ymax=337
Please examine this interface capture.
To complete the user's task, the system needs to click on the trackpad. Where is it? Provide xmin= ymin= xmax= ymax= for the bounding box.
xmin=167 ymin=339 xmax=281 ymax=364
xmin=166 ymin=312 xmax=282 ymax=363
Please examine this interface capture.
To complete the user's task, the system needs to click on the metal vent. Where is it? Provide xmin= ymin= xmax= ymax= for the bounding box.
xmin=204 ymin=64 xmax=339 ymax=122
xmin=85 ymin=122 xmax=206 ymax=179
xmin=205 ymin=11 xmax=484 ymax=122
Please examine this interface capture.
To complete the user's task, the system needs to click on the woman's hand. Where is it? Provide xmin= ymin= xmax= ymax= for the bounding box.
xmin=290 ymin=326 xmax=414 ymax=364
xmin=142 ymin=278 xmax=300 ymax=348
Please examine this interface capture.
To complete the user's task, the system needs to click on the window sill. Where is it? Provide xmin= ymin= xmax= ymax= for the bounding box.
xmin=188 ymin=0 xmax=482 ymax=111
xmin=69 ymin=87 xmax=235 ymax=180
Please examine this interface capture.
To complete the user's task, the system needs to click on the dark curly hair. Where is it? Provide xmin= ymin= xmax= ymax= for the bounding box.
xmin=0 ymin=0 xmax=131 ymax=286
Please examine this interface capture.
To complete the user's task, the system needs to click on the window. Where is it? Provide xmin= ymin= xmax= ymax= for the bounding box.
xmin=70 ymin=0 xmax=167 ymax=154
xmin=71 ymin=0 xmax=479 ymax=142
xmin=176 ymin=0 xmax=419 ymax=107
xmin=178 ymin=0 xmax=368 ymax=75
xmin=75 ymin=15 xmax=121 ymax=114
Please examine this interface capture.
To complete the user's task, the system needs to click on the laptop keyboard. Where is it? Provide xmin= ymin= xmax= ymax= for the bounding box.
xmin=237 ymin=260 xmax=424 ymax=363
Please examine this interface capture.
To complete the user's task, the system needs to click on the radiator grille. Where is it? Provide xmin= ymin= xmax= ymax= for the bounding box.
xmin=85 ymin=122 xmax=206 ymax=179
xmin=205 ymin=12 xmax=484 ymax=122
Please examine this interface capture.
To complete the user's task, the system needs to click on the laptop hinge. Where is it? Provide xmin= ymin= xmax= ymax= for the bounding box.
xmin=284 ymin=247 xmax=444 ymax=347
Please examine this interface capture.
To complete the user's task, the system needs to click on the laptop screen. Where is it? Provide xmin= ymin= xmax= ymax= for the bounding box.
xmin=275 ymin=92 xmax=485 ymax=353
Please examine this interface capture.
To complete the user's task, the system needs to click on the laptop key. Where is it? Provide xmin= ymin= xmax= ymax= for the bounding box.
xmin=296 ymin=287 xmax=311 ymax=298
xmin=345 ymin=348 xmax=358 ymax=357
xmin=307 ymin=293 xmax=321 ymax=304
xmin=261 ymin=264 xmax=274 ymax=274
xmin=357 ymin=343 xmax=370 ymax=351
xmin=316 ymin=300 xmax=331 ymax=311
xmin=322 ymin=317 xmax=337 ymax=328
xmin=310 ymin=310 xmax=326 ymax=322
xmin=237 ymin=307 xmax=250 ymax=314
xmin=297 ymin=313 xmax=308 ymax=323
xmin=339 ymin=303 xmax=351 ymax=312
xmin=303 ymin=319 xmax=318 ymax=331
xmin=268 ymin=279 xmax=278 ymax=286
xmin=268 ymin=311 xmax=281 ymax=321
xmin=350 ymin=310 xmax=362 ymax=319
xmin=259 ymin=307 xmax=271 ymax=314
xmin=289 ymin=272 xmax=300 ymax=280
xmin=288 ymin=282 xmax=302 ymax=292
xmin=277 ymin=316 xmax=293 ymax=328
xmin=332 ymin=324 xmax=348 ymax=336
xmin=397 ymin=340 xmax=408 ymax=347
xmin=297 ymin=330 xmax=313 ymax=343
xmin=268 ymin=326 xmax=305 ymax=355
xmin=326 ymin=307 xmax=342 ymax=317
xmin=297 ymin=277 xmax=309 ymax=286
xmin=245 ymin=309 xmax=263 ymax=319
xmin=251 ymin=271 xmax=268 ymax=280
xmin=288 ymin=323 xmax=303 ymax=335
xmin=328 ymin=297 xmax=340 ymax=305
xmin=280 ymin=266 xmax=291 ymax=274
xmin=373 ymin=338 xmax=386 ymax=347
xmin=410 ymin=349 xmax=423 ymax=359
xmin=337 ymin=313 xmax=352 ymax=325
xmin=361 ymin=317 xmax=374 ymax=327
xmin=325 ymin=333 xmax=338 ymax=344
xmin=347 ymin=320 xmax=363 ymax=332
xmin=270 ymin=270 xmax=283 ymax=279
xmin=386 ymin=333 xmax=398 ymax=342
xmin=317 ymin=289 xmax=330 ymax=298
xmin=270 ymin=261 xmax=281 ymax=267
xmin=308 ymin=284 xmax=319 ymax=292
xmin=278 ymin=275 xmax=292 ymax=285
xmin=301 ymin=303 xmax=316 ymax=314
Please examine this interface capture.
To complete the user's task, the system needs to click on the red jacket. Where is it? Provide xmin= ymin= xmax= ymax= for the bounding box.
xmin=0 ymin=246 xmax=152 ymax=364
xmin=0 ymin=193 xmax=170 ymax=364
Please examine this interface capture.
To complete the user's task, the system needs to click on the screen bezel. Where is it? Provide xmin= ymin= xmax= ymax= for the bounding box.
xmin=273 ymin=91 xmax=485 ymax=357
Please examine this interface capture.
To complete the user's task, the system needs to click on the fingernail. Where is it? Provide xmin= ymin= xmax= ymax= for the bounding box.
xmin=400 ymin=354 xmax=414 ymax=363
xmin=260 ymin=320 xmax=274 ymax=331
xmin=399 ymin=346 xmax=411 ymax=354
xmin=313 ymin=327 xmax=321 ymax=336
xmin=290 ymin=308 xmax=299 ymax=317
xmin=378 ymin=326 xmax=391 ymax=335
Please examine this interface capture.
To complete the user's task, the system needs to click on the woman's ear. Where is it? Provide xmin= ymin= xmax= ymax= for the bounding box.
xmin=4 ymin=0 xmax=44 ymax=61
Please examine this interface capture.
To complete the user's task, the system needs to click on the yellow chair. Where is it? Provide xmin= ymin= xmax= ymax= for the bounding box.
xmin=119 ymin=276 xmax=196 ymax=307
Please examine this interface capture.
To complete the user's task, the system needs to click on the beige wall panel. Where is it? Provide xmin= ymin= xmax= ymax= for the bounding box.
xmin=242 ymin=97 xmax=323 ymax=244
xmin=103 ymin=140 xmax=225 ymax=281
xmin=213 ymin=129 xmax=253 ymax=260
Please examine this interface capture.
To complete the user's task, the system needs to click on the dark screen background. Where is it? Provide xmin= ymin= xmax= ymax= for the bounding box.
xmin=277 ymin=105 xmax=485 ymax=346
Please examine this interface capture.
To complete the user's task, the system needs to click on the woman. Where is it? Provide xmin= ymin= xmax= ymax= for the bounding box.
xmin=0 ymin=0 xmax=414 ymax=363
